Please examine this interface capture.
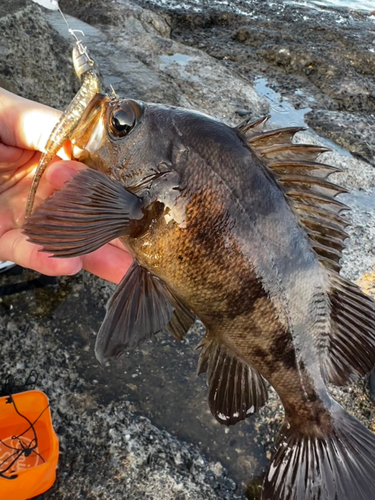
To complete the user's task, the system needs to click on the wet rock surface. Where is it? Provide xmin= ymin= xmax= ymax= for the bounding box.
xmin=0 ymin=0 xmax=78 ymax=107
xmin=141 ymin=0 xmax=375 ymax=164
xmin=305 ymin=110 xmax=375 ymax=166
xmin=0 ymin=0 xmax=375 ymax=499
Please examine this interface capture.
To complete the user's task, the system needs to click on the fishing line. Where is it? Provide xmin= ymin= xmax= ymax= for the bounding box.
xmin=56 ymin=2 xmax=94 ymax=63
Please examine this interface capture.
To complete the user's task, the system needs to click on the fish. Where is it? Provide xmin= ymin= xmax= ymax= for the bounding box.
xmin=24 ymin=95 xmax=375 ymax=500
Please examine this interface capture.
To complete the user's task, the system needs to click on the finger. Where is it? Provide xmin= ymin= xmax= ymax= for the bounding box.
xmin=0 ymin=88 xmax=66 ymax=155
xmin=0 ymin=229 xmax=131 ymax=282
xmin=44 ymin=160 xmax=88 ymax=189
xmin=0 ymin=156 xmax=73 ymax=227
xmin=0 ymin=144 xmax=34 ymax=170
xmin=82 ymin=242 xmax=133 ymax=284
xmin=0 ymin=229 xmax=82 ymax=276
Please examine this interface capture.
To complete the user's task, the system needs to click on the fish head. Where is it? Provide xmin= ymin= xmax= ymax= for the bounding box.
xmin=72 ymin=97 xmax=184 ymax=189
xmin=71 ymin=96 xmax=191 ymax=225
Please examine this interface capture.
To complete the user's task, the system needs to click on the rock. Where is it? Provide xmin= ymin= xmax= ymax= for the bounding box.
xmin=0 ymin=308 xmax=241 ymax=500
xmin=1 ymin=0 xmax=375 ymax=499
xmin=162 ymin=0 xmax=375 ymax=158
xmin=56 ymin=0 xmax=268 ymax=120
xmin=0 ymin=1 xmax=78 ymax=108
xmin=306 ymin=110 xmax=375 ymax=166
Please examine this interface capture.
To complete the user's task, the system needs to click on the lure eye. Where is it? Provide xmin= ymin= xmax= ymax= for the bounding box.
xmin=110 ymin=104 xmax=136 ymax=137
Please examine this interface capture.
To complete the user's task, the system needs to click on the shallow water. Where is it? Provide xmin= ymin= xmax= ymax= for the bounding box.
xmin=305 ymin=0 xmax=374 ymax=12
xmin=145 ymin=0 xmax=374 ymax=14
xmin=253 ymin=77 xmax=353 ymax=157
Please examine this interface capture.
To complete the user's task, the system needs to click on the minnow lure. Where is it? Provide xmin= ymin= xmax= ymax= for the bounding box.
xmin=25 ymin=25 xmax=101 ymax=219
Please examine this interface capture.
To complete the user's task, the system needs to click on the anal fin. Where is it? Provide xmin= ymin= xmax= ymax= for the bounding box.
xmin=197 ymin=338 xmax=267 ymax=426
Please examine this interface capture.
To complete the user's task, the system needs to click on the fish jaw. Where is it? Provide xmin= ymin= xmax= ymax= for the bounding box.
xmin=70 ymin=93 xmax=111 ymax=170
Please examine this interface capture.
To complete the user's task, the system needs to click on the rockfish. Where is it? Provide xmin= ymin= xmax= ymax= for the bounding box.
xmin=24 ymin=96 xmax=375 ymax=500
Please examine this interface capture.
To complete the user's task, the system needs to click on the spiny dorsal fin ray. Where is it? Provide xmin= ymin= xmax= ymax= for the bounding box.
xmin=258 ymin=144 xmax=330 ymax=161
xmin=322 ymin=271 xmax=375 ymax=385
xmin=311 ymin=241 xmax=342 ymax=263
xmin=269 ymin=160 xmax=340 ymax=179
xmin=248 ymin=126 xmax=305 ymax=148
xmin=278 ymin=175 xmax=348 ymax=198
xmin=235 ymin=115 xmax=270 ymax=136
xmin=286 ymin=190 xmax=349 ymax=214
xmin=307 ymin=230 xmax=346 ymax=252
xmin=293 ymin=203 xmax=349 ymax=228
xmin=197 ymin=338 xmax=268 ymax=426
xmin=300 ymin=216 xmax=349 ymax=241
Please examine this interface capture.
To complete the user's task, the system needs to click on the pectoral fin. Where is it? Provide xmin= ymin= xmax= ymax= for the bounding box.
xmin=23 ymin=169 xmax=145 ymax=257
xmin=197 ymin=338 xmax=268 ymax=426
xmin=95 ymin=261 xmax=195 ymax=363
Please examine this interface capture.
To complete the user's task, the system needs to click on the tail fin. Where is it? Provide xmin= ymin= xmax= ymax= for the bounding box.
xmin=263 ymin=404 xmax=375 ymax=500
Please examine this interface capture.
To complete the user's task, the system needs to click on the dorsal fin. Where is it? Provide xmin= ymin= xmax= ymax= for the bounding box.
xmin=322 ymin=270 xmax=375 ymax=385
xmin=269 ymin=160 xmax=340 ymax=178
xmin=248 ymin=126 xmax=305 ymax=148
xmin=235 ymin=116 xmax=349 ymax=272
xmin=236 ymin=115 xmax=270 ymax=136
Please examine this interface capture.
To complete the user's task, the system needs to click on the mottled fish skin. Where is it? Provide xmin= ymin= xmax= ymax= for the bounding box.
xmin=24 ymin=97 xmax=375 ymax=500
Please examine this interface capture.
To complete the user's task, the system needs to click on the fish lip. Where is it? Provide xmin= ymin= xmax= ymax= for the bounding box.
xmin=71 ymin=94 xmax=113 ymax=164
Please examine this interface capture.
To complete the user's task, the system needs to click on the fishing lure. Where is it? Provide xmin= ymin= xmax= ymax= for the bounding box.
xmin=25 ymin=19 xmax=101 ymax=219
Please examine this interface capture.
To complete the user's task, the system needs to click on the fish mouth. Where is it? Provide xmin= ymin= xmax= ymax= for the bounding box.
xmin=71 ymin=93 xmax=111 ymax=164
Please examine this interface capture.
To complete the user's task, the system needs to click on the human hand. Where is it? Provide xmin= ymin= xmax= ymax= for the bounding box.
xmin=0 ymin=88 xmax=132 ymax=283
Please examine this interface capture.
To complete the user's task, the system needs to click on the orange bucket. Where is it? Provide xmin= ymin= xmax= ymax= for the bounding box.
xmin=0 ymin=390 xmax=59 ymax=500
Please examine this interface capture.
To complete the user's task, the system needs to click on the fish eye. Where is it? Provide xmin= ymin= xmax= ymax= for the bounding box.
xmin=110 ymin=104 xmax=136 ymax=137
